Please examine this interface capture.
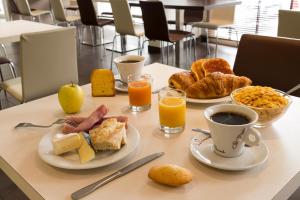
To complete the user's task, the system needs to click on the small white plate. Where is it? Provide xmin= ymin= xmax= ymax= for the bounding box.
xmin=38 ymin=124 xmax=140 ymax=170
xmin=190 ymin=135 xmax=269 ymax=171
xmin=186 ymin=96 xmax=231 ymax=104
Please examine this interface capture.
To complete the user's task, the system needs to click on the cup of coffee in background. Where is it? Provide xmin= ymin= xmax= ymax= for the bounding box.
xmin=114 ymin=55 xmax=145 ymax=83
xmin=204 ymin=104 xmax=261 ymax=158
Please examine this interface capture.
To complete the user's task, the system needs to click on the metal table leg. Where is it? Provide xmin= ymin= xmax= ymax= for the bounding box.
xmin=175 ymin=9 xmax=184 ymax=67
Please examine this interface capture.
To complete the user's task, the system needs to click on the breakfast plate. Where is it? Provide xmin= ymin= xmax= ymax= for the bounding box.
xmin=190 ymin=134 xmax=269 ymax=171
xmin=186 ymin=96 xmax=231 ymax=104
xmin=38 ymin=124 xmax=140 ymax=170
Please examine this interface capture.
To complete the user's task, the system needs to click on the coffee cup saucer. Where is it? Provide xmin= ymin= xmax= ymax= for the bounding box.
xmin=190 ymin=134 xmax=269 ymax=171
xmin=115 ymin=75 xmax=128 ymax=92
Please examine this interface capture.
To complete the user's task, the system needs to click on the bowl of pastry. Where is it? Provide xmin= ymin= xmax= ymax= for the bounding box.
xmin=231 ymin=86 xmax=292 ymax=128
xmin=168 ymin=58 xmax=252 ymax=102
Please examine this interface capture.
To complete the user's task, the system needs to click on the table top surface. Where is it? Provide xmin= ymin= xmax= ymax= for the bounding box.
xmin=0 ymin=20 xmax=62 ymax=44
xmin=0 ymin=63 xmax=300 ymax=200
xmin=97 ymin=0 xmax=242 ymax=10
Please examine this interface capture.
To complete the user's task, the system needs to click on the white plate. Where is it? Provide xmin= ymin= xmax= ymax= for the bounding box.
xmin=38 ymin=124 xmax=140 ymax=170
xmin=190 ymin=135 xmax=269 ymax=171
xmin=186 ymin=96 xmax=231 ymax=104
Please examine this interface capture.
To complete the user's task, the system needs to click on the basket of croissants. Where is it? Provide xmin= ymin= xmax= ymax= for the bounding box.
xmin=168 ymin=58 xmax=252 ymax=99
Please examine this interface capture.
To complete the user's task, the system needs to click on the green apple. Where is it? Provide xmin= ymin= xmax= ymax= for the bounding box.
xmin=58 ymin=83 xmax=84 ymax=114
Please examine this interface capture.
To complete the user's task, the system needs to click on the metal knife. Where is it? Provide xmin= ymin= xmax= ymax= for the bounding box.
xmin=71 ymin=152 xmax=164 ymax=200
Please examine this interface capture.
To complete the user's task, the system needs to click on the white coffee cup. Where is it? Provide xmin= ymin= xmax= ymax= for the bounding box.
xmin=114 ymin=55 xmax=145 ymax=83
xmin=204 ymin=104 xmax=261 ymax=158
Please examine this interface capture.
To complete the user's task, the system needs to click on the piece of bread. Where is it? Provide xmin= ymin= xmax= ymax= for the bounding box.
xmin=168 ymin=71 xmax=196 ymax=90
xmin=191 ymin=58 xmax=233 ymax=81
xmin=148 ymin=164 xmax=193 ymax=187
xmin=185 ymin=72 xmax=252 ymax=99
xmin=91 ymin=69 xmax=115 ymax=97
xmin=89 ymin=118 xmax=126 ymax=151
xmin=52 ymin=133 xmax=82 ymax=155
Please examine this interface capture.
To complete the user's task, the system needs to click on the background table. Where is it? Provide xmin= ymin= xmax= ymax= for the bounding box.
xmin=0 ymin=63 xmax=299 ymax=200
xmin=0 ymin=20 xmax=62 ymax=44
xmin=97 ymin=0 xmax=241 ymax=67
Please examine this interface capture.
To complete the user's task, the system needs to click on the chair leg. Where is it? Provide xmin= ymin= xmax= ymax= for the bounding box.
xmin=167 ymin=42 xmax=169 ymax=65
xmin=160 ymin=41 xmax=164 ymax=64
xmin=1 ymin=44 xmax=7 ymax=57
xmin=205 ymin=28 xmax=210 ymax=57
xmin=137 ymin=36 xmax=141 ymax=56
xmin=9 ymin=62 xmax=17 ymax=78
xmin=141 ymin=39 xmax=148 ymax=56
xmin=233 ymin=27 xmax=239 ymax=47
xmin=89 ymin=26 xmax=95 ymax=46
xmin=100 ymin=27 xmax=107 ymax=57
xmin=215 ymin=29 xmax=219 ymax=58
xmin=110 ymin=34 xmax=118 ymax=69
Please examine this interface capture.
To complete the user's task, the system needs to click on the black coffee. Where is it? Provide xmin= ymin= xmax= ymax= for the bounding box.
xmin=211 ymin=112 xmax=250 ymax=125
xmin=120 ymin=60 xmax=140 ymax=63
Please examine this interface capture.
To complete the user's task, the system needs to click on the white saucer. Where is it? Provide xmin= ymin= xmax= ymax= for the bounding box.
xmin=114 ymin=74 xmax=128 ymax=92
xmin=190 ymin=135 xmax=269 ymax=171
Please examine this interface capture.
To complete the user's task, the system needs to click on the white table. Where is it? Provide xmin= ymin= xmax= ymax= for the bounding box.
xmin=1 ymin=63 xmax=300 ymax=200
xmin=0 ymin=20 xmax=62 ymax=44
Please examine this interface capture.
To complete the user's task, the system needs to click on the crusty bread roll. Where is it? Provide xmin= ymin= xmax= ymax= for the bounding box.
xmin=186 ymin=72 xmax=252 ymax=99
xmin=148 ymin=164 xmax=192 ymax=187
xmin=168 ymin=71 xmax=196 ymax=90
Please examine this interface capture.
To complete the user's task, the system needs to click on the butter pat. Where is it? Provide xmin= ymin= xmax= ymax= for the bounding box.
xmin=52 ymin=133 xmax=82 ymax=155
xmin=78 ymin=133 xmax=95 ymax=163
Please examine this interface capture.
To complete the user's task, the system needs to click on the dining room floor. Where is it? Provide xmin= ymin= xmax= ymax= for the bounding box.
xmin=0 ymin=27 xmax=299 ymax=200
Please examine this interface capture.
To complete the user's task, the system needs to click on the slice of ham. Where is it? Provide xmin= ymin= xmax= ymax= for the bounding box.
xmin=62 ymin=105 xmax=108 ymax=134
xmin=62 ymin=105 xmax=128 ymax=134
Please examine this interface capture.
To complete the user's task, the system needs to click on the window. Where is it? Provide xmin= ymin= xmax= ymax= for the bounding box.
xmin=218 ymin=0 xmax=293 ymax=40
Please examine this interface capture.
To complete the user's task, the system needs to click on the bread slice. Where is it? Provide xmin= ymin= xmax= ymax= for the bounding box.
xmin=89 ymin=118 xmax=126 ymax=151
xmin=91 ymin=69 xmax=115 ymax=97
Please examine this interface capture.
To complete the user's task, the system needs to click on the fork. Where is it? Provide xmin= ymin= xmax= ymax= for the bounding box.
xmin=14 ymin=119 xmax=77 ymax=129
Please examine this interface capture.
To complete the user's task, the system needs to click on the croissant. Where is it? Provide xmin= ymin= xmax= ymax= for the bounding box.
xmin=185 ymin=72 xmax=252 ymax=99
xmin=191 ymin=58 xmax=233 ymax=81
xmin=168 ymin=71 xmax=196 ymax=90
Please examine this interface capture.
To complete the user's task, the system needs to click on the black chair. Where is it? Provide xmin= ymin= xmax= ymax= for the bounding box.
xmin=234 ymin=34 xmax=300 ymax=97
xmin=139 ymin=0 xmax=196 ymax=65
xmin=76 ymin=0 xmax=113 ymax=46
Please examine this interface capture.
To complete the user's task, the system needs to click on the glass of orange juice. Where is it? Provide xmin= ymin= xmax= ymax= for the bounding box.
xmin=159 ymin=87 xmax=186 ymax=134
xmin=128 ymin=74 xmax=152 ymax=112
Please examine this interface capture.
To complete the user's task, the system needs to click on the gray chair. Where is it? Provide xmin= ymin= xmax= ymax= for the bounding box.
xmin=192 ymin=6 xmax=238 ymax=57
xmin=278 ymin=9 xmax=300 ymax=39
xmin=50 ymin=0 xmax=80 ymax=26
xmin=0 ymin=28 xmax=78 ymax=103
xmin=14 ymin=0 xmax=52 ymax=21
xmin=109 ymin=0 xmax=145 ymax=67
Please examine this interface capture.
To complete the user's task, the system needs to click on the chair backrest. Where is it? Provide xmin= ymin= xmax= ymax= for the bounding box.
xmin=233 ymin=34 xmax=300 ymax=97
xmin=110 ymin=0 xmax=136 ymax=36
xmin=140 ymin=0 xmax=170 ymax=42
xmin=278 ymin=9 xmax=300 ymax=39
xmin=209 ymin=6 xmax=235 ymax=24
xmin=50 ymin=0 xmax=67 ymax=22
xmin=184 ymin=9 xmax=203 ymax=24
xmin=20 ymin=28 xmax=78 ymax=102
xmin=76 ymin=0 xmax=98 ymax=26
xmin=14 ymin=0 xmax=32 ymax=16
xmin=4 ymin=0 xmax=20 ymax=19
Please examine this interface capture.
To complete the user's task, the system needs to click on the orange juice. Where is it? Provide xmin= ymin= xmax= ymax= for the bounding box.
xmin=128 ymin=81 xmax=151 ymax=107
xmin=159 ymin=97 xmax=186 ymax=128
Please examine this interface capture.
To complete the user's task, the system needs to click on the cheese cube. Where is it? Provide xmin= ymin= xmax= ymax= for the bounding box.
xmin=78 ymin=133 xmax=95 ymax=163
xmin=52 ymin=133 xmax=82 ymax=155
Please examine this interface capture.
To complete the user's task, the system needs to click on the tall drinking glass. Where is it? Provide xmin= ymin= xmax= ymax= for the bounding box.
xmin=128 ymin=74 xmax=152 ymax=112
xmin=158 ymin=87 xmax=186 ymax=134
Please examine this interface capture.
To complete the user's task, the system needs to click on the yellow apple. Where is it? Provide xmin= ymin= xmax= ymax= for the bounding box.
xmin=58 ymin=83 xmax=84 ymax=114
